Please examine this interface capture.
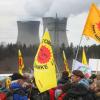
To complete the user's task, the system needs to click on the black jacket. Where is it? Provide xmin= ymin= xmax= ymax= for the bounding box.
xmin=63 ymin=83 xmax=96 ymax=100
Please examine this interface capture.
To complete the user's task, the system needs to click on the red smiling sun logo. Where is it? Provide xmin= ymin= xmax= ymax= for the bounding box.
xmin=96 ymin=22 xmax=100 ymax=31
xmin=37 ymin=45 xmax=51 ymax=64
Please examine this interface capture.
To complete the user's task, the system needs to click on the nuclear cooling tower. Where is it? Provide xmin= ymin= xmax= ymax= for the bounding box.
xmin=43 ymin=17 xmax=69 ymax=48
xmin=17 ymin=21 xmax=40 ymax=47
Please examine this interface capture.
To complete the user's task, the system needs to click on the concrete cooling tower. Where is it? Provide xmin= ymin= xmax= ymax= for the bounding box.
xmin=43 ymin=17 xmax=69 ymax=48
xmin=17 ymin=21 xmax=40 ymax=47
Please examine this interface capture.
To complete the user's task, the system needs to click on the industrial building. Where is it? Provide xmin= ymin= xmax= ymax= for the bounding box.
xmin=17 ymin=21 xmax=40 ymax=47
xmin=43 ymin=17 xmax=69 ymax=49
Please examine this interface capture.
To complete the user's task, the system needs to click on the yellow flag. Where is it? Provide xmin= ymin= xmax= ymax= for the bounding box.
xmin=63 ymin=50 xmax=71 ymax=77
xmin=34 ymin=31 xmax=57 ymax=92
xmin=5 ymin=78 xmax=11 ymax=89
xmin=83 ymin=3 xmax=100 ymax=43
xmin=82 ymin=48 xmax=88 ymax=65
xmin=18 ymin=49 xmax=24 ymax=75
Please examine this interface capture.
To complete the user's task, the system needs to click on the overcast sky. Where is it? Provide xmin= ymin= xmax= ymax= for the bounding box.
xmin=0 ymin=0 xmax=100 ymax=46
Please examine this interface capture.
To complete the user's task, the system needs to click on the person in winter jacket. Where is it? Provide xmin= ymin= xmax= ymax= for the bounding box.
xmin=62 ymin=70 xmax=96 ymax=100
xmin=58 ymin=71 xmax=70 ymax=85
xmin=54 ymin=71 xmax=71 ymax=99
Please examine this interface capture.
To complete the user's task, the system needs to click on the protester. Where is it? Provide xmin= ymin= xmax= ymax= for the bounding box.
xmin=61 ymin=70 xmax=96 ymax=100
xmin=89 ymin=74 xmax=97 ymax=91
xmin=94 ymin=75 xmax=100 ymax=99
xmin=0 ymin=80 xmax=11 ymax=99
xmin=9 ymin=72 xmax=33 ymax=100
xmin=10 ymin=72 xmax=24 ymax=81
xmin=55 ymin=71 xmax=70 ymax=99
xmin=58 ymin=71 xmax=70 ymax=85
xmin=73 ymin=70 xmax=90 ymax=88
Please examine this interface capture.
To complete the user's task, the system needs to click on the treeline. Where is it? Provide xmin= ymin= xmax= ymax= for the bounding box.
xmin=0 ymin=44 xmax=38 ymax=61
xmin=61 ymin=43 xmax=100 ymax=62
xmin=0 ymin=43 xmax=100 ymax=61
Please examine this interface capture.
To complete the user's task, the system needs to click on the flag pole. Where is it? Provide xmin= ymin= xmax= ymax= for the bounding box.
xmin=75 ymin=34 xmax=83 ymax=60
xmin=74 ymin=34 xmax=83 ymax=66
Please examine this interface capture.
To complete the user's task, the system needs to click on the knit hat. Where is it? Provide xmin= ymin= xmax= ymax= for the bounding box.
xmin=90 ymin=74 xmax=97 ymax=80
xmin=72 ymin=70 xmax=84 ymax=78
xmin=79 ymin=79 xmax=89 ymax=88
xmin=62 ymin=71 xmax=69 ymax=78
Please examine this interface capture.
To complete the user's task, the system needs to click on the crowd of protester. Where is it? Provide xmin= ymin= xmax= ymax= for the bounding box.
xmin=0 ymin=70 xmax=100 ymax=100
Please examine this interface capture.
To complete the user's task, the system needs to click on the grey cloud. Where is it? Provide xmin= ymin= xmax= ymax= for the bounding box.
xmin=25 ymin=0 xmax=54 ymax=18
xmin=24 ymin=0 xmax=100 ymax=18
xmin=1 ymin=0 xmax=100 ymax=19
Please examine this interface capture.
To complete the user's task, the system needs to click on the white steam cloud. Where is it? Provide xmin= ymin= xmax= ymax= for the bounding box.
xmin=0 ymin=0 xmax=100 ymax=45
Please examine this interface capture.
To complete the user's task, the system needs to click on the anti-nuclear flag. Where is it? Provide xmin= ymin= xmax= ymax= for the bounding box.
xmin=82 ymin=48 xmax=88 ymax=65
xmin=5 ymin=78 xmax=11 ymax=89
xmin=63 ymin=50 xmax=71 ymax=77
xmin=33 ymin=31 xmax=57 ymax=93
xmin=83 ymin=3 xmax=100 ymax=43
xmin=18 ymin=49 xmax=24 ymax=75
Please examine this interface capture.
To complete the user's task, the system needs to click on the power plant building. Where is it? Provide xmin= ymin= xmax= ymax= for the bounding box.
xmin=17 ymin=21 xmax=40 ymax=47
xmin=43 ymin=17 xmax=69 ymax=48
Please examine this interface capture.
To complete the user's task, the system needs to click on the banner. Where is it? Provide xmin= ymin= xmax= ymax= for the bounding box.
xmin=72 ymin=59 xmax=91 ymax=78
xmin=63 ymin=50 xmax=71 ymax=76
xmin=34 ymin=31 xmax=57 ymax=92
xmin=18 ymin=49 xmax=24 ymax=75
xmin=89 ymin=58 xmax=100 ymax=71
xmin=83 ymin=3 xmax=100 ymax=43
